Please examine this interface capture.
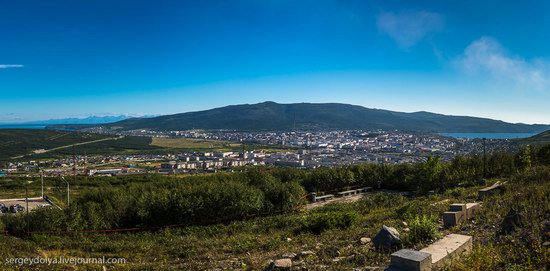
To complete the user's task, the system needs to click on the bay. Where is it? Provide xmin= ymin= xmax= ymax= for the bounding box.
xmin=441 ymin=133 xmax=535 ymax=139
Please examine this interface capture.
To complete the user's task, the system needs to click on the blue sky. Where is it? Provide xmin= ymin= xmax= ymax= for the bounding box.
xmin=1 ymin=0 xmax=550 ymax=123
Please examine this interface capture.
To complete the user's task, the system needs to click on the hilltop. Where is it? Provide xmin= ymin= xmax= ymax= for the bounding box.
xmin=519 ymin=130 xmax=550 ymax=145
xmin=60 ymin=102 xmax=550 ymax=133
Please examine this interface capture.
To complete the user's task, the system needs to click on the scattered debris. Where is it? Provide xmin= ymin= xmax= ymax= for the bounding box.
xmin=360 ymin=237 xmax=371 ymax=245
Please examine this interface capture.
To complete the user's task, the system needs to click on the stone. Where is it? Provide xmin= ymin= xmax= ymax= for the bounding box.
xmin=402 ymin=221 xmax=408 ymax=227
xmin=360 ymin=237 xmax=371 ymax=245
xmin=389 ymin=249 xmax=432 ymax=271
xmin=500 ymin=209 xmax=524 ymax=235
xmin=282 ymin=253 xmax=297 ymax=259
xmin=443 ymin=211 xmax=466 ymax=228
xmin=373 ymin=225 xmax=401 ymax=250
xmin=266 ymin=259 xmax=292 ymax=271
xmin=420 ymin=234 xmax=473 ymax=269
xmin=403 ymin=228 xmax=410 ymax=232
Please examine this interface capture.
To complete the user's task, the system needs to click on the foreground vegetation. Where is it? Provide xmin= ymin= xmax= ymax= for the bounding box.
xmin=0 ymin=144 xmax=549 ymax=270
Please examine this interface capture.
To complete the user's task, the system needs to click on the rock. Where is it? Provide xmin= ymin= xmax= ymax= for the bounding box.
xmin=286 ymin=237 xmax=292 ymax=242
xmin=282 ymin=252 xmax=297 ymax=259
xmin=266 ymin=259 xmax=292 ymax=271
xmin=299 ymin=250 xmax=316 ymax=258
xmin=402 ymin=221 xmax=408 ymax=227
xmin=403 ymin=227 xmax=410 ymax=232
xmin=500 ymin=209 xmax=524 ymax=235
xmin=360 ymin=237 xmax=371 ymax=245
xmin=373 ymin=225 xmax=401 ymax=250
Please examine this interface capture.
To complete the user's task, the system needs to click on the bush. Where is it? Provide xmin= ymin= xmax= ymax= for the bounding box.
xmin=404 ymin=215 xmax=441 ymax=246
xmin=301 ymin=211 xmax=357 ymax=235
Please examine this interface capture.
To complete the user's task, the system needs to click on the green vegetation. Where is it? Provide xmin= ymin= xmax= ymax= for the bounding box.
xmin=300 ymin=210 xmax=357 ymax=235
xmin=0 ymin=129 xmax=108 ymax=160
xmin=151 ymin=137 xmax=240 ymax=149
xmin=518 ymin=129 xmax=550 ymax=145
xmin=403 ymin=215 xmax=441 ymax=246
xmin=89 ymin=101 xmax=550 ymax=132
xmin=0 ymin=144 xmax=549 ymax=270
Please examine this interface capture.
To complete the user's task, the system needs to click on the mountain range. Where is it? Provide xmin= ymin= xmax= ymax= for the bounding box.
xmin=60 ymin=102 xmax=550 ymax=133
xmin=23 ymin=115 xmax=154 ymax=125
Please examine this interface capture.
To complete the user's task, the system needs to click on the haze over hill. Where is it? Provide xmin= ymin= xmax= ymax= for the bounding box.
xmin=70 ymin=102 xmax=550 ymax=133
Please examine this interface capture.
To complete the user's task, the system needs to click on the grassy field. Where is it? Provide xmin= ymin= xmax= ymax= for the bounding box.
xmin=0 ymin=171 xmax=548 ymax=270
xmin=151 ymin=137 xmax=242 ymax=150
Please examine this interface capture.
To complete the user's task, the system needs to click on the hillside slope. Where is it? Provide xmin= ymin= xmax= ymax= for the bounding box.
xmin=518 ymin=129 xmax=550 ymax=145
xmin=89 ymin=102 xmax=550 ymax=133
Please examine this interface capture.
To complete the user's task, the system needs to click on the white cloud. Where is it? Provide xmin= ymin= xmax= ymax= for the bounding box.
xmin=377 ymin=10 xmax=444 ymax=49
xmin=455 ymin=37 xmax=550 ymax=92
xmin=0 ymin=64 xmax=24 ymax=69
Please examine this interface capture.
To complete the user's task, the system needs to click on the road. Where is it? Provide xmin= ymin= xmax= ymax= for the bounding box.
xmin=304 ymin=194 xmax=366 ymax=210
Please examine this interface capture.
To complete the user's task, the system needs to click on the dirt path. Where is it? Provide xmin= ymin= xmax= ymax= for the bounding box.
xmin=304 ymin=194 xmax=366 ymax=210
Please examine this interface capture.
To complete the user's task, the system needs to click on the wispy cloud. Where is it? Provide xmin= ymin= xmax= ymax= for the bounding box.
xmin=455 ymin=36 xmax=550 ymax=92
xmin=377 ymin=10 xmax=444 ymax=49
xmin=0 ymin=64 xmax=24 ymax=69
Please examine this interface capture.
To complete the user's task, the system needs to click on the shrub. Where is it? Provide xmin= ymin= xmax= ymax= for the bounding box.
xmin=358 ymin=193 xmax=407 ymax=211
xmin=404 ymin=215 xmax=441 ymax=246
xmin=301 ymin=211 xmax=357 ymax=235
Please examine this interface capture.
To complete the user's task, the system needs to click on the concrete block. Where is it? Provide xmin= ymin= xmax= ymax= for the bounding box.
xmin=420 ymin=234 xmax=473 ymax=270
xmin=449 ymin=204 xmax=467 ymax=212
xmin=443 ymin=211 xmax=466 ymax=228
xmin=390 ymin=249 xmax=432 ymax=271
xmin=465 ymin=203 xmax=481 ymax=219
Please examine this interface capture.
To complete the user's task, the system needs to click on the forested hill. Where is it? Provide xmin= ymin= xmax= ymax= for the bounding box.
xmin=58 ymin=102 xmax=550 ymax=133
xmin=519 ymin=130 xmax=550 ymax=145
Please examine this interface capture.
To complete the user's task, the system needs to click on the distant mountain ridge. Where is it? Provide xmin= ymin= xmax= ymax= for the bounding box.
xmin=79 ymin=102 xmax=550 ymax=133
xmin=23 ymin=115 xmax=154 ymax=125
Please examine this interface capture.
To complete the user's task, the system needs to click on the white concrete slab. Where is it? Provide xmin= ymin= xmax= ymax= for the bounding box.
xmin=420 ymin=234 xmax=473 ymax=270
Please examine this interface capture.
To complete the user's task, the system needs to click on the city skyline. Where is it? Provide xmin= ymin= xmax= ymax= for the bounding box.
xmin=1 ymin=1 xmax=550 ymax=124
